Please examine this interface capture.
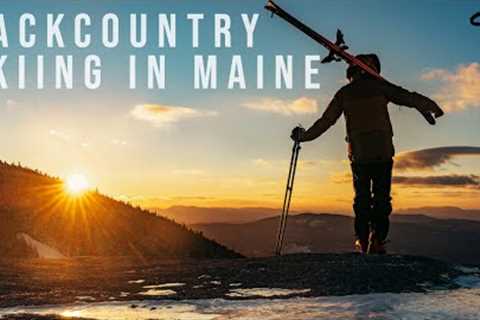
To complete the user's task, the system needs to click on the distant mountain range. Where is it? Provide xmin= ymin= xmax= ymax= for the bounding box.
xmin=154 ymin=206 xmax=283 ymax=224
xmin=191 ymin=213 xmax=480 ymax=265
xmin=0 ymin=161 xmax=239 ymax=259
xmin=156 ymin=205 xmax=480 ymax=225
xmin=397 ymin=206 xmax=480 ymax=221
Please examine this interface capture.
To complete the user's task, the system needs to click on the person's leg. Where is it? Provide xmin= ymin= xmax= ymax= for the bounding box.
xmin=351 ymin=162 xmax=372 ymax=251
xmin=370 ymin=160 xmax=393 ymax=242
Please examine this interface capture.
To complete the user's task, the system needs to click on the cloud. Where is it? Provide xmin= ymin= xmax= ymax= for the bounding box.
xmin=393 ymin=174 xmax=480 ymax=188
xmin=130 ymin=104 xmax=217 ymax=127
xmin=49 ymin=129 xmax=93 ymax=150
xmin=421 ymin=63 xmax=480 ymax=112
xmin=395 ymin=146 xmax=480 ymax=171
xmin=242 ymin=97 xmax=318 ymax=115
xmin=332 ymin=170 xmax=480 ymax=189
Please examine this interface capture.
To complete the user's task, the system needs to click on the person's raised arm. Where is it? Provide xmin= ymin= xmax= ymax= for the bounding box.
xmin=292 ymin=93 xmax=343 ymax=142
xmin=379 ymin=81 xmax=444 ymax=125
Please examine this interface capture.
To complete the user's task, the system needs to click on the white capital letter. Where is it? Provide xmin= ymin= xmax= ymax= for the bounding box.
xmin=194 ymin=55 xmax=217 ymax=89
xmin=158 ymin=14 xmax=176 ymax=48
xmin=241 ymin=14 xmax=259 ymax=48
xmin=102 ymin=13 xmax=119 ymax=48
xmin=305 ymin=55 xmax=321 ymax=89
xmin=85 ymin=55 xmax=101 ymax=89
xmin=275 ymin=55 xmax=292 ymax=89
xmin=130 ymin=14 xmax=147 ymax=48
xmin=147 ymin=55 xmax=166 ymax=89
xmin=215 ymin=14 xmax=231 ymax=48
xmin=18 ymin=55 xmax=25 ymax=89
xmin=75 ymin=13 xmax=91 ymax=48
xmin=19 ymin=14 xmax=36 ymax=48
xmin=187 ymin=14 xmax=204 ymax=48
xmin=0 ymin=15 xmax=8 ymax=48
xmin=47 ymin=14 xmax=65 ymax=48
xmin=55 ymin=55 xmax=73 ymax=89
xmin=228 ymin=55 xmax=246 ymax=89
xmin=257 ymin=55 xmax=264 ymax=89
xmin=129 ymin=55 xmax=136 ymax=89
xmin=37 ymin=55 xmax=44 ymax=89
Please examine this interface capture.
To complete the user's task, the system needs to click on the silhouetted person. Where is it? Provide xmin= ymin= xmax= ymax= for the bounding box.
xmin=291 ymin=54 xmax=444 ymax=254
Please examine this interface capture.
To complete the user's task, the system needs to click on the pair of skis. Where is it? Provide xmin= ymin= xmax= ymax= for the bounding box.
xmin=264 ymin=0 xmax=384 ymax=81
xmin=267 ymin=0 xmax=386 ymax=256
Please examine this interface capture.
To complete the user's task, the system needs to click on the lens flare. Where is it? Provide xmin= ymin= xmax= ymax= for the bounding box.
xmin=65 ymin=174 xmax=89 ymax=195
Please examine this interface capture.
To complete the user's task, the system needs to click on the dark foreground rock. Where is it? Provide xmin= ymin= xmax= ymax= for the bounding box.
xmin=0 ymin=253 xmax=469 ymax=311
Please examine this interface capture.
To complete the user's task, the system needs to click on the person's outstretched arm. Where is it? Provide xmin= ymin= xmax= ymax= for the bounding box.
xmin=379 ymin=81 xmax=444 ymax=125
xmin=293 ymin=93 xmax=344 ymax=142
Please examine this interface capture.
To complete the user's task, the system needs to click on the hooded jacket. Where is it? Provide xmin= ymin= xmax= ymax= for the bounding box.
xmin=302 ymin=76 xmax=442 ymax=163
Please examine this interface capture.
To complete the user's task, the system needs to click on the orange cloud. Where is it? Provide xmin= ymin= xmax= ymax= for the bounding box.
xmin=242 ymin=97 xmax=318 ymax=115
xmin=130 ymin=104 xmax=217 ymax=127
xmin=421 ymin=63 xmax=480 ymax=112
xmin=393 ymin=174 xmax=480 ymax=188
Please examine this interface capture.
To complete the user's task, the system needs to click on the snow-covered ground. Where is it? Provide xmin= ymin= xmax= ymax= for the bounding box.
xmin=16 ymin=233 xmax=65 ymax=259
xmin=2 ymin=277 xmax=480 ymax=320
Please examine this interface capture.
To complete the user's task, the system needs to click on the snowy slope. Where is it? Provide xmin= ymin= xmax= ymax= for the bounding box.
xmin=16 ymin=233 xmax=65 ymax=259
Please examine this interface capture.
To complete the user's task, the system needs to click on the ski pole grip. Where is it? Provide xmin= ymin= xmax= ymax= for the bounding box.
xmin=291 ymin=125 xmax=304 ymax=143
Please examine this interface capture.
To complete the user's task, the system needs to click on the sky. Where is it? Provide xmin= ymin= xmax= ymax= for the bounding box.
xmin=0 ymin=0 xmax=479 ymax=213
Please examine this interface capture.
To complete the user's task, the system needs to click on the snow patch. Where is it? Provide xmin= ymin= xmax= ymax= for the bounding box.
xmin=16 ymin=233 xmax=65 ymax=259
xmin=455 ymin=275 xmax=480 ymax=289
xmin=456 ymin=266 xmax=480 ymax=274
xmin=139 ymin=289 xmax=177 ymax=297
xmin=128 ymin=279 xmax=145 ymax=284
xmin=226 ymin=288 xmax=311 ymax=298
xmin=76 ymin=296 xmax=96 ymax=302
xmin=143 ymin=283 xmax=185 ymax=289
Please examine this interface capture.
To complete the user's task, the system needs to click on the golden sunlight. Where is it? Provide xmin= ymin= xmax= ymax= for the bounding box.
xmin=65 ymin=174 xmax=90 ymax=195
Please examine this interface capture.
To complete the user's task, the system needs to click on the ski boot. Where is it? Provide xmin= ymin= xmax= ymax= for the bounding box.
xmin=355 ymin=239 xmax=369 ymax=254
xmin=367 ymin=232 xmax=387 ymax=255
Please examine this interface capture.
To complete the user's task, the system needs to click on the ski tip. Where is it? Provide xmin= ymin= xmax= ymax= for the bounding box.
xmin=321 ymin=51 xmax=337 ymax=64
xmin=335 ymin=29 xmax=346 ymax=46
xmin=264 ymin=0 xmax=277 ymax=12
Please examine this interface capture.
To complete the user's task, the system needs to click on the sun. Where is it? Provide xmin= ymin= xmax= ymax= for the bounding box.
xmin=65 ymin=174 xmax=90 ymax=195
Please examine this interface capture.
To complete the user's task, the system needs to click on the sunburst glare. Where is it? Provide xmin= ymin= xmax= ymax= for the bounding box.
xmin=65 ymin=174 xmax=90 ymax=195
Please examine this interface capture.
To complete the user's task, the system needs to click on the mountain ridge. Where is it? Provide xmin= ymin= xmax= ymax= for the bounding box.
xmin=155 ymin=205 xmax=480 ymax=225
xmin=0 ymin=160 xmax=240 ymax=259
xmin=191 ymin=212 xmax=480 ymax=264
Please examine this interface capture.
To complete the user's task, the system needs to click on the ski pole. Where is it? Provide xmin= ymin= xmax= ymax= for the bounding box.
xmin=275 ymin=127 xmax=302 ymax=256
